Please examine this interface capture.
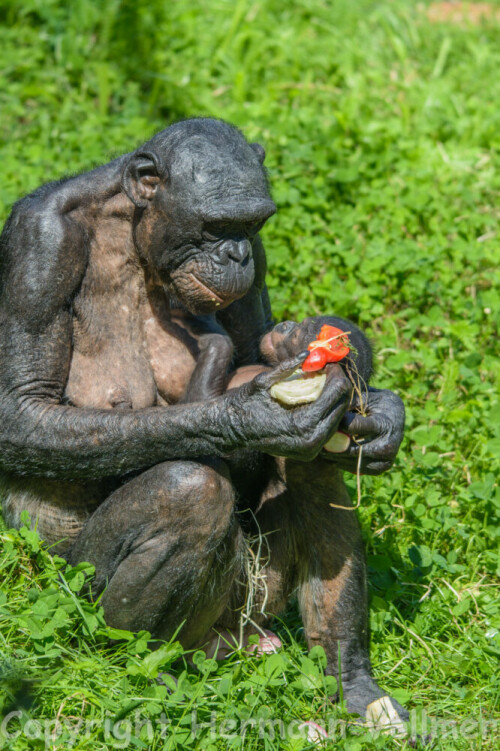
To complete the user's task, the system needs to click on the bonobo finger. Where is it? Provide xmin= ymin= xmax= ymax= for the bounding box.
xmin=314 ymin=399 xmax=353 ymax=448
xmin=338 ymin=455 xmax=393 ymax=475
xmin=308 ymin=363 xmax=352 ymax=418
xmin=362 ymin=459 xmax=394 ymax=475
xmin=255 ymin=351 xmax=309 ymax=390
xmin=336 ymin=437 xmax=391 ymax=462
xmin=321 ymin=452 xmax=393 ymax=476
xmin=350 ymin=388 xmax=405 ymax=423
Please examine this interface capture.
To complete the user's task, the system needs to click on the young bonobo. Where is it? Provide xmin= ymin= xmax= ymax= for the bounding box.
xmin=183 ymin=315 xmax=373 ymax=403
xmin=0 ymin=118 xmax=408 ymax=728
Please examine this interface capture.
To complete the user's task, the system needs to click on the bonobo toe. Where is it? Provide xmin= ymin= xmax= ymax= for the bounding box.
xmin=341 ymin=682 xmax=409 ymax=736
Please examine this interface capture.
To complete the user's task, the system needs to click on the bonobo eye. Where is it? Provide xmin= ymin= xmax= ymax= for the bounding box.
xmin=202 ymin=218 xmax=266 ymax=244
xmin=202 ymin=223 xmax=229 ymax=243
xmin=202 ymin=230 xmax=219 ymax=243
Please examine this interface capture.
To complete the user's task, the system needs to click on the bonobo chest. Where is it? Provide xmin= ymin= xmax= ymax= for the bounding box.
xmin=64 ymin=199 xmax=201 ymax=409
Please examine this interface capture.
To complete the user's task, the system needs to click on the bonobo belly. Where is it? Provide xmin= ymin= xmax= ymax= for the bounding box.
xmin=65 ymin=346 xmax=158 ymax=409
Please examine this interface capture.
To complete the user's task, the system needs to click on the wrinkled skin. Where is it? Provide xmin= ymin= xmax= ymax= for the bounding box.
xmin=0 ymin=118 xmax=406 ymax=724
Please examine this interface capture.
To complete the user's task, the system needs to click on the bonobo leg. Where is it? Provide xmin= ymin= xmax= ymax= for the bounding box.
xmin=66 ymin=459 xmax=244 ymax=647
xmin=224 ymin=457 xmax=408 ymax=723
xmin=283 ymin=458 xmax=409 ymax=721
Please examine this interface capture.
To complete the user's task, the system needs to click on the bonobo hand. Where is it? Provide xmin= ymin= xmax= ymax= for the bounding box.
xmin=259 ymin=316 xmax=405 ymax=475
xmin=324 ymin=387 xmax=406 ymax=475
xmin=226 ymin=356 xmax=353 ymax=462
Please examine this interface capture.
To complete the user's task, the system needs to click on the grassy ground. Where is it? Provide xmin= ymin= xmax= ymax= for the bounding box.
xmin=0 ymin=1 xmax=499 ymax=748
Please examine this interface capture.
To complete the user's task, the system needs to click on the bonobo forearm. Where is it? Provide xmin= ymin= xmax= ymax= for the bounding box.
xmin=44 ymin=156 xmax=128 ymax=213
xmin=0 ymin=398 xmax=239 ymax=479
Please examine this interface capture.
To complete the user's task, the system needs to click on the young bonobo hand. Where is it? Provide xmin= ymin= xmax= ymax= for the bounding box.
xmin=225 ymin=354 xmax=353 ymax=462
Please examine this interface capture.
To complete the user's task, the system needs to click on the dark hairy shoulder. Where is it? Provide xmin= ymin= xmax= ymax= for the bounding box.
xmin=0 ymin=193 xmax=90 ymax=329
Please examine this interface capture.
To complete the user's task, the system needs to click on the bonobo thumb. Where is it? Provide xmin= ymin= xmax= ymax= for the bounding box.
xmin=340 ymin=412 xmax=382 ymax=438
xmin=249 ymin=352 xmax=309 ymax=394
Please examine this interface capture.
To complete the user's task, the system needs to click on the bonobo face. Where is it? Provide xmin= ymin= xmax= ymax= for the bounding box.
xmin=123 ymin=120 xmax=276 ymax=314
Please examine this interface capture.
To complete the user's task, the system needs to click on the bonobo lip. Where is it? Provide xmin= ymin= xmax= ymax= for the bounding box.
xmin=188 ymin=273 xmax=225 ymax=305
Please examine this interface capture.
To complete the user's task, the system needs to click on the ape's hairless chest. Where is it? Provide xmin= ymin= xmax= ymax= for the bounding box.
xmin=0 ymin=118 xmax=407 ymax=723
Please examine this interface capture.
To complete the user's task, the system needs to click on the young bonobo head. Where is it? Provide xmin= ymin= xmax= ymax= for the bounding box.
xmin=260 ymin=316 xmax=374 ymax=385
xmin=122 ymin=118 xmax=276 ymax=314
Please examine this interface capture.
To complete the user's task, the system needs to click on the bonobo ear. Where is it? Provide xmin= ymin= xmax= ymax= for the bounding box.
xmin=122 ymin=150 xmax=163 ymax=208
xmin=250 ymin=142 xmax=266 ymax=164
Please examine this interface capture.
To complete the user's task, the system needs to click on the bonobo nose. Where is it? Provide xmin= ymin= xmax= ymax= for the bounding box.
xmin=222 ymin=239 xmax=252 ymax=266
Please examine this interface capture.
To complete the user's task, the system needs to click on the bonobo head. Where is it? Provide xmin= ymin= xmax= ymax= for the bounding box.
xmin=122 ymin=118 xmax=276 ymax=314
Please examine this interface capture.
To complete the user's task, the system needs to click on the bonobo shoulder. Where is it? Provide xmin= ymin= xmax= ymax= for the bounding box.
xmin=0 ymin=182 xmax=90 ymax=325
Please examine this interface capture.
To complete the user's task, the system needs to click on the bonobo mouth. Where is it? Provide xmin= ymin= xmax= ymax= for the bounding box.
xmin=188 ymin=273 xmax=225 ymax=306
xmin=169 ymin=270 xmax=251 ymax=315
xmin=169 ymin=255 xmax=255 ymax=314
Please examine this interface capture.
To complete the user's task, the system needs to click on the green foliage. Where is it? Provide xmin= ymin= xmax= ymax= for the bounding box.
xmin=0 ymin=0 xmax=499 ymax=749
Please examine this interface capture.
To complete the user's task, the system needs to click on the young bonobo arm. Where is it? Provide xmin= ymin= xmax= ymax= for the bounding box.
xmin=216 ymin=235 xmax=273 ymax=365
xmin=0 ymin=199 xmax=351 ymax=479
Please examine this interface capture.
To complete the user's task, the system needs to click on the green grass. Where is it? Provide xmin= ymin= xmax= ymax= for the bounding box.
xmin=0 ymin=0 xmax=499 ymax=748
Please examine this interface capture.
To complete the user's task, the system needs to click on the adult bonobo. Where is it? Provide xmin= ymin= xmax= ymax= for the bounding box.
xmin=0 ymin=118 xmax=406 ymax=722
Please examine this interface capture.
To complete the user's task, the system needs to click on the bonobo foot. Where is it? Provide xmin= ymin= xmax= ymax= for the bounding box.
xmin=340 ymin=672 xmax=409 ymax=727
xmin=196 ymin=626 xmax=282 ymax=660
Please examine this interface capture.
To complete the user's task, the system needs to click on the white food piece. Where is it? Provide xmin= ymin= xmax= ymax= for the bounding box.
xmin=365 ymin=696 xmax=407 ymax=736
xmin=324 ymin=431 xmax=351 ymax=453
xmin=269 ymin=370 xmax=326 ymax=405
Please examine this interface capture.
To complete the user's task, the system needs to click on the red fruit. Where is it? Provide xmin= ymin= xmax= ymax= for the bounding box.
xmin=324 ymin=344 xmax=350 ymax=362
xmin=317 ymin=325 xmax=340 ymax=341
xmin=302 ymin=347 xmax=328 ymax=372
xmin=310 ymin=325 xmax=350 ymax=362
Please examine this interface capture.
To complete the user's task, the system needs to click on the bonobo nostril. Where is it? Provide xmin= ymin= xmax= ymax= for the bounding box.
xmin=227 ymin=239 xmax=251 ymax=265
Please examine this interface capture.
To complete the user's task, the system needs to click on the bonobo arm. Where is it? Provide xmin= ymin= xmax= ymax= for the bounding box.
xmin=0 ymin=191 xmax=237 ymax=478
xmin=216 ymin=235 xmax=273 ymax=365
xmin=0 ymin=198 xmax=351 ymax=478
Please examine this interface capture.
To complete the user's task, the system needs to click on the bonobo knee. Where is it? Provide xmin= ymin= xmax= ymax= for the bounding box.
xmin=146 ymin=459 xmax=235 ymax=526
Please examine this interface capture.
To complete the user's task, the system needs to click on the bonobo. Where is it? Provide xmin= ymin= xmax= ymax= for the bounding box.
xmin=0 ymin=118 xmax=407 ymax=723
